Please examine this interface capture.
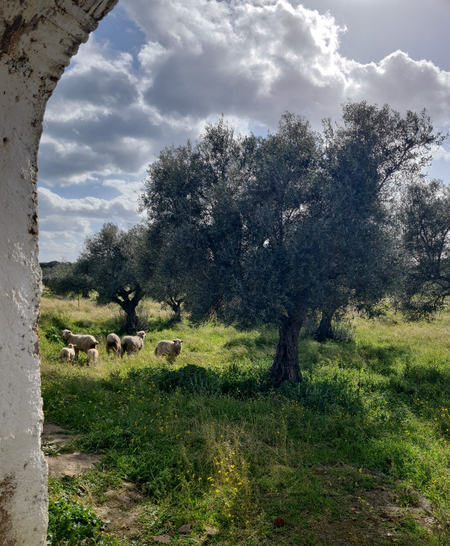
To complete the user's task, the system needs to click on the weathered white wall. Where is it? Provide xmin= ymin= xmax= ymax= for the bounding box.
xmin=0 ymin=2 xmax=118 ymax=543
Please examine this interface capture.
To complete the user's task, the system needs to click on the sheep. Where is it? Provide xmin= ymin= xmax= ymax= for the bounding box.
xmin=106 ymin=333 xmax=121 ymax=357
xmin=60 ymin=344 xmax=75 ymax=364
xmin=86 ymin=348 xmax=99 ymax=366
xmin=154 ymin=339 xmax=183 ymax=358
xmin=61 ymin=329 xmax=99 ymax=357
xmin=121 ymin=331 xmax=147 ymax=357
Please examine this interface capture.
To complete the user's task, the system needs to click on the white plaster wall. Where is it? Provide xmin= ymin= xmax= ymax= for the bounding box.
xmin=0 ymin=2 xmax=118 ymax=543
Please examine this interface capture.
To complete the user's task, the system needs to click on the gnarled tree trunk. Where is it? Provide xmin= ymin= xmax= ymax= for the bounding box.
xmin=115 ymin=287 xmax=144 ymax=333
xmin=122 ymin=300 xmax=141 ymax=333
xmin=314 ymin=306 xmax=338 ymax=342
xmin=167 ymin=297 xmax=183 ymax=322
xmin=270 ymin=307 xmax=304 ymax=386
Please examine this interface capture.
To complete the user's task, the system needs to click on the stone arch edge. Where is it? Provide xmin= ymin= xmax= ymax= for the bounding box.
xmin=0 ymin=1 xmax=118 ymax=544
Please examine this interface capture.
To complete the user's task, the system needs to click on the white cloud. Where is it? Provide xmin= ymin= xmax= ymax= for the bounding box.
xmin=124 ymin=0 xmax=450 ymax=129
xmin=347 ymin=51 xmax=450 ymax=125
xmin=38 ymin=186 xmax=143 ymax=260
xmin=38 ymin=0 xmax=450 ymax=260
xmin=39 ymin=187 xmax=142 ymax=221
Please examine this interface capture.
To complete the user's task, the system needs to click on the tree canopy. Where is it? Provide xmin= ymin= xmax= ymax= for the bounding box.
xmin=47 ymin=223 xmax=146 ymax=333
xmin=43 ymin=261 xmax=92 ymax=299
xmin=78 ymin=223 xmax=146 ymax=332
xmin=397 ymin=178 xmax=450 ymax=319
xmin=140 ymin=102 xmax=443 ymax=385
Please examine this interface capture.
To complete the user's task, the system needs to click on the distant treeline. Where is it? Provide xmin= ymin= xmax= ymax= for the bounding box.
xmin=40 ymin=261 xmax=67 ymax=270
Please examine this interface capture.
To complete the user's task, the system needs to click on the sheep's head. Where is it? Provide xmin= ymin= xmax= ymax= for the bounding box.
xmin=173 ymin=339 xmax=183 ymax=348
xmin=61 ymin=329 xmax=72 ymax=339
xmin=68 ymin=344 xmax=74 ymax=348
xmin=137 ymin=331 xmax=147 ymax=339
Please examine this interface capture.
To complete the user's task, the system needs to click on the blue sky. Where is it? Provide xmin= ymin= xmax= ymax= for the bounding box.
xmin=38 ymin=0 xmax=450 ymax=261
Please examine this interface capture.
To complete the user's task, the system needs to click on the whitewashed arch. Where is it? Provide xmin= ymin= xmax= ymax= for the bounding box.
xmin=0 ymin=2 xmax=118 ymax=543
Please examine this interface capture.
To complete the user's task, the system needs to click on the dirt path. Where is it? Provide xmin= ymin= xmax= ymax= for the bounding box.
xmin=42 ymin=422 xmax=101 ymax=477
xmin=42 ymin=422 xmax=143 ymax=539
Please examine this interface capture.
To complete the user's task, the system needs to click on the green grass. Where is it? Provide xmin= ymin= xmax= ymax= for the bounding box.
xmin=41 ymin=296 xmax=450 ymax=545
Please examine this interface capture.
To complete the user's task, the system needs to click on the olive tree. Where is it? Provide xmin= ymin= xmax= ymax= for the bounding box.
xmin=61 ymin=223 xmax=147 ymax=332
xmin=138 ymin=223 xmax=188 ymax=320
xmin=42 ymin=261 xmax=92 ymax=299
xmin=397 ymin=178 xmax=450 ymax=319
xmin=312 ymin=102 xmax=444 ymax=340
xmin=140 ymin=104 xmax=443 ymax=385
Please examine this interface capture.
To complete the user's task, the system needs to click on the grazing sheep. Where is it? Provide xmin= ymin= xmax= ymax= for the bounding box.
xmin=106 ymin=333 xmax=121 ymax=357
xmin=121 ymin=331 xmax=146 ymax=357
xmin=155 ymin=339 xmax=183 ymax=358
xmin=61 ymin=329 xmax=99 ymax=357
xmin=60 ymin=344 xmax=75 ymax=364
xmin=86 ymin=348 xmax=99 ymax=366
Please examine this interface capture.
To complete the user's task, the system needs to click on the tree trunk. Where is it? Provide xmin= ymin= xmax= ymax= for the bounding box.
xmin=115 ymin=287 xmax=144 ymax=333
xmin=314 ymin=307 xmax=337 ymax=342
xmin=168 ymin=298 xmax=183 ymax=322
xmin=121 ymin=300 xmax=140 ymax=333
xmin=270 ymin=309 xmax=304 ymax=386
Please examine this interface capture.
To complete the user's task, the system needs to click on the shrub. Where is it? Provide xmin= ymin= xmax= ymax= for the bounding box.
xmin=47 ymin=496 xmax=117 ymax=545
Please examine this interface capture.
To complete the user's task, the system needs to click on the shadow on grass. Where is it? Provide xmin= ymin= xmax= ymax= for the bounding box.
xmin=357 ymin=343 xmax=412 ymax=376
xmin=146 ymin=316 xmax=180 ymax=332
xmin=386 ymin=358 xmax=450 ymax=431
xmin=42 ymin=360 xmax=441 ymax=546
xmin=222 ymin=328 xmax=278 ymax=351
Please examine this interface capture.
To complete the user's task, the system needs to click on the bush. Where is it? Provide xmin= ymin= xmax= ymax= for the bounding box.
xmin=128 ymin=361 xmax=272 ymax=398
xmin=47 ymin=496 xmax=117 ymax=545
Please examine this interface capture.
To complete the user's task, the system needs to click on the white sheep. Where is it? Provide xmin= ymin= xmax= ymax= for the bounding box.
xmin=86 ymin=348 xmax=99 ymax=366
xmin=106 ymin=333 xmax=121 ymax=357
xmin=61 ymin=329 xmax=99 ymax=357
xmin=121 ymin=331 xmax=147 ymax=357
xmin=60 ymin=344 xmax=75 ymax=364
xmin=155 ymin=339 xmax=183 ymax=358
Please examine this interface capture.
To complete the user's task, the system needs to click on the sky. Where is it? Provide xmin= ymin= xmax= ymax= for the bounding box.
xmin=38 ymin=0 xmax=450 ymax=262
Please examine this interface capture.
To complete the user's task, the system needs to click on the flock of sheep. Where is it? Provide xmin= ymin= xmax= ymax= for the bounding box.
xmin=60 ymin=329 xmax=183 ymax=365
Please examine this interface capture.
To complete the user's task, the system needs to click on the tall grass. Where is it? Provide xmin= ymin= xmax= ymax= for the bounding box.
xmin=41 ymin=296 xmax=450 ymax=545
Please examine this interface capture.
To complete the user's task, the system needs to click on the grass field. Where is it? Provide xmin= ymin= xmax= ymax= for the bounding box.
xmin=40 ymin=296 xmax=450 ymax=545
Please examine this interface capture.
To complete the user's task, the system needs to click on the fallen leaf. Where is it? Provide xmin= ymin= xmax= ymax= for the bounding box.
xmin=179 ymin=524 xmax=192 ymax=534
xmin=274 ymin=517 xmax=284 ymax=527
xmin=206 ymin=527 xmax=219 ymax=535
